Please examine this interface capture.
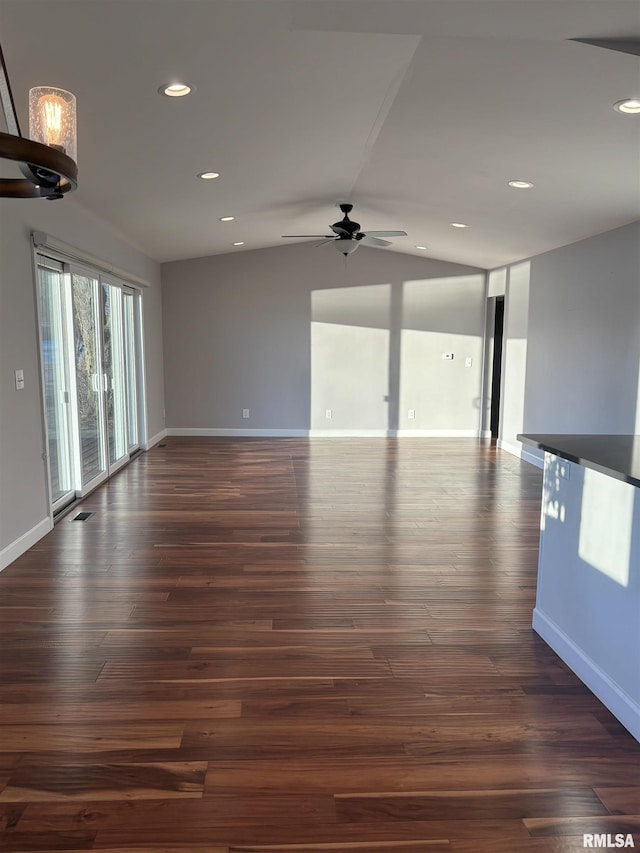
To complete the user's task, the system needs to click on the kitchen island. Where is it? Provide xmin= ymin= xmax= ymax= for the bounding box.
xmin=518 ymin=434 xmax=640 ymax=742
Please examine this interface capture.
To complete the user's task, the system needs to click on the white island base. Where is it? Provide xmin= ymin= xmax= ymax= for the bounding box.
xmin=519 ymin=437 xmax=640 ymax=743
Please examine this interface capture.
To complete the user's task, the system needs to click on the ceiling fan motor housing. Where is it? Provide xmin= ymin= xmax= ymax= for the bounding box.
xmin=333 ymin=203 xmax=360 ymax=235
xmin=333 ymin=219 xmax=360 ymax=234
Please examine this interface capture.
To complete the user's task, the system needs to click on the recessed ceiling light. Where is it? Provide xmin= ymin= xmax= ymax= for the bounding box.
xmin=508 ymin=180 xmax=534 ymax=189
xmin=233 ymin=241 xmax=245 ymax=246
xmin=415 ymin=245 xmax=428 ymax=250
xmin=614 ymin=98 xmax=640 ymax=114
xmin=198 ymin=171 xmax=220 ymax=180
xmin=158 ymin=82 xmax=194 ymax=98
xmin=450 ymin=222 xmax=468 ymax=228
xmin=219 ymin=215 xmax=235 ymax=222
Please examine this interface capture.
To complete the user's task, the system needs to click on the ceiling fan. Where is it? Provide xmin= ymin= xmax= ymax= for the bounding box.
xmin=282 ymin=203 xmax=407 ymax=255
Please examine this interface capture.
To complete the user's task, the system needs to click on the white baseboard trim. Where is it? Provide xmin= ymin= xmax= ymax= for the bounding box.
xmin=522 ymin=446 xmax=544 ymax=468
xmin=167 ymin=428 xmax=309 ymax=438
xmin=395 ymin=429 xmax=482 ymax=438
xmin=310 ymin=429 xmax=390 ymax=437
xmin=533 ymin=608 xmax=640 ymax=743
xmin=0 ymin=517 xmax=52 ymax=572
xmin=142 ymin=428 xmax=167 ymax=450
xmin=497 ymin=438 xmax=544 ymax=468
xmin=497 ymin=438 xmax=522 ymax=457
xmin=167 ymin=428 xmax=487 ymax=439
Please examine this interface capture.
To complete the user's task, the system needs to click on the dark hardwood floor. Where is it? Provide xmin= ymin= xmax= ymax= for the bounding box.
xmin=0 ymin=437 xmax=639 ymax=852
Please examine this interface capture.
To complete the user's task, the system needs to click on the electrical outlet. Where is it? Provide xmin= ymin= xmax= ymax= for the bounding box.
xmin=465 ymin=357 xmax=473 ymax=367
xmin=242 ymin=408 xmax=250 ymax=419
xmin=408 ymin=409 xmax=415 ymax=420
xmin=325 ymin=409 xmax=332 ymax=419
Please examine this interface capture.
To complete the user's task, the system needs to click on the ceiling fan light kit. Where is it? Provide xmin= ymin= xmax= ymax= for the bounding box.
xmin=0 ymin=42 xmax=78 ymax=199
xmin=282 ymin=202 xmax=407 ymax=256
xmin=333 ymin=239 xmax=359 ymax=255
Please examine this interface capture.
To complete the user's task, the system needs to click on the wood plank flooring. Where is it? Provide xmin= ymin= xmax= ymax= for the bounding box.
xmin=0 ymin=437 xmax=639 ymax=852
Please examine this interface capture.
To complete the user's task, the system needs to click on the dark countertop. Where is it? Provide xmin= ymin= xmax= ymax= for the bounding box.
xmin=517 ymin=434 xmax=640 ymax=488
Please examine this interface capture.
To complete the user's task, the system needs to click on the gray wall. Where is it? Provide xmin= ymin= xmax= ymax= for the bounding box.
xmin=161 ymin=243 xmax=486 ymax=434
xmin=499 ymin=260 xmax=532 ymax=456
xmin=0 ymin=196 xmax=164 ymax=562
xmin=523 ymin=221 xmax=640 ymax=435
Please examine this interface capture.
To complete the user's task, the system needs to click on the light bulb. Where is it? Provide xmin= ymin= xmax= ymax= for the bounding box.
xmin=29 ymin=87 xmax=77 ymax=163
xmin=40 ymin=94 xmax=65 ymax=148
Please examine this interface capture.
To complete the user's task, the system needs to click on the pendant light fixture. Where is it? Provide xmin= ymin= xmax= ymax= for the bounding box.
xmin=0 ymin=42 xmax=78 ymax=199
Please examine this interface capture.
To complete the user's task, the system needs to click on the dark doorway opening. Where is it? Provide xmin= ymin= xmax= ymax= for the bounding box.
xmin=490 ymin=296 xmax=504 ymax=439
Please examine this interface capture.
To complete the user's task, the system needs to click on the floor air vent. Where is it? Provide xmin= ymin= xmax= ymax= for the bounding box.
xmin=73 ymin=511 xmax=94 ymax=521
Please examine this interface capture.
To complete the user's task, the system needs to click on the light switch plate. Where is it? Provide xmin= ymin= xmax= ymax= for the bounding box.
xmin=15 ymin=369 xmax=24 ymax=390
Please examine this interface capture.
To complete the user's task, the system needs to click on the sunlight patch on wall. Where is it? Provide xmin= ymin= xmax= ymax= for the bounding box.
xmin=310 ymin=284 xmax=391 ymax=431
xmin=541 ymin=454 xmax=568 ymax=531
xmin=578 ymin=467 xmax=633 ymax=587
xmin=501 ymin=261 xmax=530 ymax=448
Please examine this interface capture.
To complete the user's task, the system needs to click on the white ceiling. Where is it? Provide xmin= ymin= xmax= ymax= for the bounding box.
xmin=1 ymin=0 xmax=639 ymax=268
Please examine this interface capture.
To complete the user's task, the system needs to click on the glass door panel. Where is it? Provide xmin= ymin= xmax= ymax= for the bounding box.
xmin=123 ymin=290 xmax=139 ymax=450
xmin=72 ymin=273 xmax=106 ymax=487
xmin=37 ymin=261 xmax=145 ymax=515
xmin=102 ymin=282 xmax=128 ymax=467
xmin=37 ymin=264 xmax=74 ymax=507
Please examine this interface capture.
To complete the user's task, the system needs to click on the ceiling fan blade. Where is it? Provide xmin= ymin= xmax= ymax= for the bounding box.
xmin=315 ymin=238 xmax=337 ymax=247
xmin=362 ymin=230 xmax=407 ymax=237
xmin=359 ymin=235 xmax=392 ymax=247
xmin=331 ymin=224 xmax=350 ymax=236
xmin=281 ymin=234 xmax=335 ymax=238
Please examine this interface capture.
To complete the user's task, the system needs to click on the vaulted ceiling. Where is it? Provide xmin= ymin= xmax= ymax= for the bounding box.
xmin=1 ymin=0 xmax=639 ymax=268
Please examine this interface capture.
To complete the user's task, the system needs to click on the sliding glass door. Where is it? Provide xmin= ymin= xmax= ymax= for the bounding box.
xmin=72 ymin=271 xmax=107 ymax=488
xmin=101 ymin=280 xmax=128 ymax=471
xmin=71 ymin=272 xmax=137 ymax=491
xmin=37 ymin=257 xmax=144 ymax=510
xmin=37 ymin=261 xmax=75 ymax=512
xmin=123 ymin=289 xmax=139 ymax=451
